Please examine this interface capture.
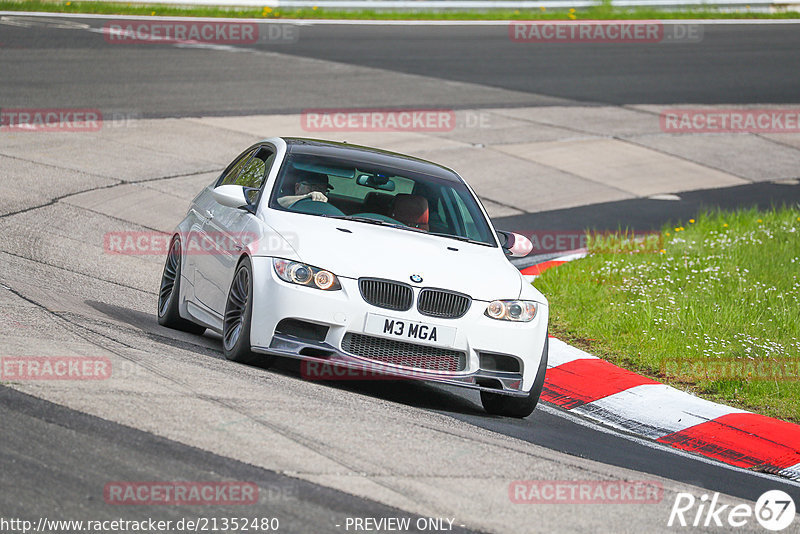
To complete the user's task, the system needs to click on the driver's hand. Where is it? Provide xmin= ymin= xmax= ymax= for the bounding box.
xmin=306 ymin=191 xmax=328 ymax=202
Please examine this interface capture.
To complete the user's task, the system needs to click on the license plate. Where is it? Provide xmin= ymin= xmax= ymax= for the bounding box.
xmin=364 ymin=313 xmax=457 ymax=348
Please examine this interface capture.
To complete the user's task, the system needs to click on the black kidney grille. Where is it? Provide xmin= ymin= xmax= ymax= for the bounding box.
xmin=417 ymin=288 xmax=471 ymax=319
xmin=358 ymin=278 xmax=413 ymax=311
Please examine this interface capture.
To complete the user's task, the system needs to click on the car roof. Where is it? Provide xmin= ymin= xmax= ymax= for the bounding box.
xmin=281 ymin=137 xmax=462 ymax=183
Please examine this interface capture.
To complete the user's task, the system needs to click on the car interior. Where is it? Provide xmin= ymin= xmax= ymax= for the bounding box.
xmin=274 ymin=168 xmax=477 ymax=237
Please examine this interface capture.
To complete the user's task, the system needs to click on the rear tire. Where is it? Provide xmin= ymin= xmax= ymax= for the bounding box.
xmin=222 ymin=257 xmax=271 ymax=367
xmin=480 ymin=336 xmax=548 ymax=418
xmin=157 ymin=237 xmax=206 ymax=335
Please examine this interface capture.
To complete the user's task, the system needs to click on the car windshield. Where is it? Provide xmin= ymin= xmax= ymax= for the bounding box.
xmin=269 ymin=153 xmax=496 ymax=246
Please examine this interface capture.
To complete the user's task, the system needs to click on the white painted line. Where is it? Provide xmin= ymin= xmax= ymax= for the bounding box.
xmin=548 ymin=336 xmax=598 ymax=368
xmin=779 ymin=462 xmax=800 ymax=481
xmin=551 ymin=250 xmax=588 ymax=263
xmin=572 ymin=383 xmax=749 ymax=440
xmin=4 ymin=11 xmax=800 ymax=25
xmin=519 ymin=249 xmax=587 ymax=280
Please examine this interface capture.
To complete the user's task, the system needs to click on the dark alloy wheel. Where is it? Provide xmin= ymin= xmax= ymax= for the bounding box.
xmin=222 ymin=257 xmax=271 ymax=366
xmin=157 ymin=237 xmax=206 ymax=335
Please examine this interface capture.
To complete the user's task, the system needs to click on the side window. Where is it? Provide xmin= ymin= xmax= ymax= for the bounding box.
xmin=218 ymin=149 xmax=255 ymax=187
xmin=237 ymin=158 xmax=266 ymax=189
xmin=236 ymin=148 xmax=275 ymax=203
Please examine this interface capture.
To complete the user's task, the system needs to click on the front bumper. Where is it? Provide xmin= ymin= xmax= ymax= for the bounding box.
xmin=249 ymin=256 xmax=548 ymax=394
xmin=254 ymin=333 xmax=531 ymax=397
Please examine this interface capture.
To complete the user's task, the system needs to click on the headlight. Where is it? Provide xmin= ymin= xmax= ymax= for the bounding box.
xmin=485 ymin=300 xmax=537 ymax=322
xmin=273 ymin=259 xmax=341 ymax=291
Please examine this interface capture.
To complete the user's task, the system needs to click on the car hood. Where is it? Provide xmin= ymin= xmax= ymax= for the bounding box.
xmin=264 ymin=212 xmax=525 ymax=302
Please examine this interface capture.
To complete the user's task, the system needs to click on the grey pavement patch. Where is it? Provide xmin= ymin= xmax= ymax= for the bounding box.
xmin=494 ymin=138 xmax=747 ymax=197
xmin=0 ymin=129 xmax=213 ymax=182
xmin=138 ymin=170 xmax=219 ymax=199
xmin=0 ymin=204 xmax=163 ymax=295
xmin=90 ymin=117 xmax=262 ymax=166
xmin=476 ymin=197 xmax=526 ymax=218
xmin=760 ymin=133 xmax=800 ymax=151
xmin=188 ymin=113 xmax=309 ymax=138
xmin=627 ymin=133 xmax=800 ymax=182
xmin=64 ymin=182 xmax=193 ymax=233
xmin=0 ymin=154 xmax=117 ymax=216
xmin=492 ymin=106 xmax=665 ymax=138
xmin=433 ymin=109 xmax=581 ymax=146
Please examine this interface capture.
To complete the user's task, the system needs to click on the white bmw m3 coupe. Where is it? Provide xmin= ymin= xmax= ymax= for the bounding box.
xmin=158 ymin=137 xmax=549 ymax=417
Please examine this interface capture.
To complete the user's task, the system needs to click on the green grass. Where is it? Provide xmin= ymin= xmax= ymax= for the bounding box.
xmin=0 ymin=0 xmax=798 ymax=19
xmin=536 ymin=207 xmax=800 ymax=423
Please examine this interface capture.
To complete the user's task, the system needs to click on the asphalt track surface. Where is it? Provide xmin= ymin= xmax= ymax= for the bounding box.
xmin=0 ymin=385 xmax=477 ymax=533
xmin=0 ymin=17 xmax=799 ymax=116
xmin=2 ymin=14 xmax=800 ymax=532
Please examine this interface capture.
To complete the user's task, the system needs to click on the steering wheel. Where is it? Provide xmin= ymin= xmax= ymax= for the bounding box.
xmin=288 ymin=198 xmax=345 ymax=217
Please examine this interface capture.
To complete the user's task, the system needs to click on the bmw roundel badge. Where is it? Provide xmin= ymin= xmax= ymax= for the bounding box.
xmin=410 ymin=274 xmax=423 ymax=283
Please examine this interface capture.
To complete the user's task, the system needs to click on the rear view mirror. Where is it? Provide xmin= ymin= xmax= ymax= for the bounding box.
xmin=497 ymin=231 xmax=533 ymax=258
xmin=213 ymin=185 xmax=250 ymax=209
xmin=356 ymin=174 xmax=396 ymax=191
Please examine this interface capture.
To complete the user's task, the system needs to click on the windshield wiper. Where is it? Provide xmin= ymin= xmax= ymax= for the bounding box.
xmin=334 ymin=215 xmax=424 ymax=231
xmin=333 ymin=215 xmax=395 ymax=227
xmin=429 ymin=232 xmax=490 ymax=246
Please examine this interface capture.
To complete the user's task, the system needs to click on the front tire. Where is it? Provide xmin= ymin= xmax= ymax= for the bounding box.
xmin=222 ymin=257 xmax=271 ymax=366
xmin=480 ymin=336 xmax=548 ymax=418
xmin=157 ymin=237 xmax=206 ymax=335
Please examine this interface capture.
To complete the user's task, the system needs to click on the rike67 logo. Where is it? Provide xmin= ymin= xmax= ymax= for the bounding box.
xmin=669 ymin=490 xmax=796 ymax=531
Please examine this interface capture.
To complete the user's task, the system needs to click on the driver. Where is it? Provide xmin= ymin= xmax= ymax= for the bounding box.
xmin=277 ymin=171 xmax=332 ymax=208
